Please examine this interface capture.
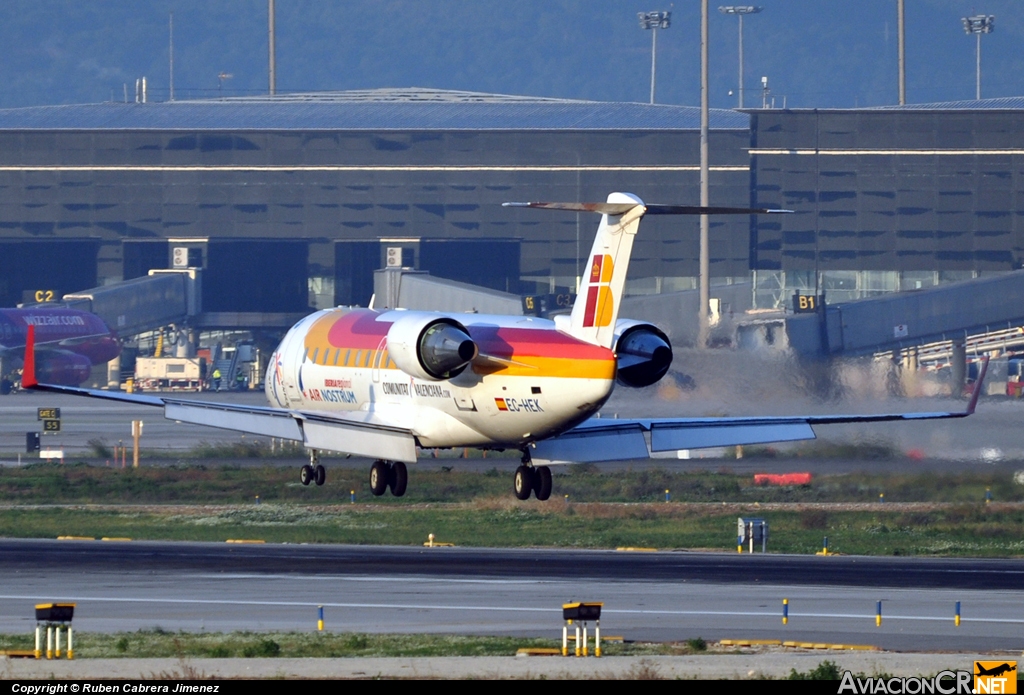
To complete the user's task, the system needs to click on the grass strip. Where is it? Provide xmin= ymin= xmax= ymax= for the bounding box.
xmin=0 ymin=629 xmax=700 ymax=659
xmin=1 ymin=462 xmax=1022 ymax=505
xmin=3 ymin=501 xmax=1024 ymax=556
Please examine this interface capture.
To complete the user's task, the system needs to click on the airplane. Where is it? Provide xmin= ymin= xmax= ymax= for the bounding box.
xmin=22 ymin=192 xmax=987 ymax=500
xmin=975 ymin=663 xmax=1016 ymax=678
xmin=0 ymin=307 xmax=119 ymax=394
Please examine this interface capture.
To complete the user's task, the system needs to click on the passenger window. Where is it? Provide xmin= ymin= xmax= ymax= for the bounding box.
xmin=311 ymin=348 xmax=319 ymax=364
xmin=332 ymin=349 xmax=340 ymax=366
xmin=302 ymin=347 xmax=309 ymax=363
xmin=344 ymin=349 xmax=351 ymax=366
xmin=354 ymin=350 xmax=362 ymax=366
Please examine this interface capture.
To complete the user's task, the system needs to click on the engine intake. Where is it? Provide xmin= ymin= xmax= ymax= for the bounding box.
xmin=613 ymin=320 xmax=673 ymax=388
xmin=386 ymin=313 xmax=478 ymax=381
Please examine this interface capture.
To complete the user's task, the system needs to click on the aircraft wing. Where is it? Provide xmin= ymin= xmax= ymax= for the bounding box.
xmin=532 ymin=361 xmax=988 ymax=464
xmin=22 ymin=381 xmax=419 ymax=463
xmin=20 ymin=327 xmax=418 ymax=462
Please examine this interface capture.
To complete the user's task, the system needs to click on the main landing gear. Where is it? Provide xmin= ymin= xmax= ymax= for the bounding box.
xmin=300 ymin=450 xmax=326 ymax=487
xmin=369 ymin=459 xmax=407 ymax=497
xmin=514 ymin=452 xmax=551 ymax=501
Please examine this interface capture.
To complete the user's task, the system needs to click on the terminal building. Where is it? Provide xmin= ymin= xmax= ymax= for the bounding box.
xmin=0 ymin=89 xmax=751 ymax=326
xmin=0 ymin=88 xmax=1021 ymax=331
xmin=749 ymin=101 xmax=1024 ymax=309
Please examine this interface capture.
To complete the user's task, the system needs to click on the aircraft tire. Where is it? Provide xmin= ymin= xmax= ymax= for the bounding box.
xmin=300 ymin=465 xmax=313 ymax=486
xmin=389 ymin=461 xmax=408 ymax=497
xmin=534 ymin=466 xmax=552 ymax=501
xmin=315 ymin=464 xmax=326 ymax=486
xmin=370 ymin=460 xmax=390 ymax=496
xmin=513 ymin=465 xmax=534 ymax=501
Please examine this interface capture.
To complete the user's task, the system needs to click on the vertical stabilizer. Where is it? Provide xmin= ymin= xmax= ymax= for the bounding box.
xmin=568 ymin=192 xmax=646 ymax=348
xmin=22 ymin=325 xmax=37 ymax=388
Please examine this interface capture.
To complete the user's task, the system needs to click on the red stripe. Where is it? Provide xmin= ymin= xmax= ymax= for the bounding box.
xmin=321 ymin=311 xmax=614 ymax=361
xmin=472 ymin=326 xmax=612 ymax=360
xmin=582 ymin=286 xmax=598 ymax=328
xmin=326 ymin=310 xmax=389 ymax=349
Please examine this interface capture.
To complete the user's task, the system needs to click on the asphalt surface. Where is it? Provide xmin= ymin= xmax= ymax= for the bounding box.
xmin=1 ymin=540 xmax=1022 ymax=652
xmin=3 ymin=539 xmax=1023 ymax=590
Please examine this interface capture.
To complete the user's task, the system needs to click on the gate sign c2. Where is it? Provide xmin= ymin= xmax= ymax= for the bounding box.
xmin=37 ymin=408 xmax=60 ymax=421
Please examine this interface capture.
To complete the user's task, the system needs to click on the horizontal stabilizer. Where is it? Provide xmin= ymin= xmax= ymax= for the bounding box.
xmin=502 ymin=201 xmax=792 ymax=215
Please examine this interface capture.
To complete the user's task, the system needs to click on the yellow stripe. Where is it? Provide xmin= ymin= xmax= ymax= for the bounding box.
xmin=472 ymin=355 xmax=615 ymax=379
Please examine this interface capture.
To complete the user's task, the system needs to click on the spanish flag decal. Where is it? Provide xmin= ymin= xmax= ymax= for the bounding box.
xmin=495 ymin=398 xmax=509 ymax=411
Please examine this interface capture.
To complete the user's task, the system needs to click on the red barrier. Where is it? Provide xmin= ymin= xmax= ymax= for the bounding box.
xmin=754 ymin=473 xmax=812 ymax=486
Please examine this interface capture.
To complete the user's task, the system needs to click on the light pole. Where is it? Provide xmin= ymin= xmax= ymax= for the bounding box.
xmin=718 ymin=6 xmax=761 ymax=109
xmin=897 ymin=0 xmax=905 ymax=105
xmin=962 ymin=14 xmax=994 ymax=101
xmin=638 ymin=11 xmax=671 ymax=104
xmin=218 ymin=72 xmax=233 ymax=95
xmin=699 ymin=0 xmax=710 ymax=349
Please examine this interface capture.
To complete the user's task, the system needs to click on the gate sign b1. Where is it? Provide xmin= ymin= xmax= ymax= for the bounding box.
xmin=792 ymin=293 xmax=823 ymax=314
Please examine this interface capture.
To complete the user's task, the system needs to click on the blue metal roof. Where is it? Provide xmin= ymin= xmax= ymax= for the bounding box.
xmin=0 ymin=89 xmax=749 ymax=131
xmin=869 ymin=96 xmax=1024 ymax=110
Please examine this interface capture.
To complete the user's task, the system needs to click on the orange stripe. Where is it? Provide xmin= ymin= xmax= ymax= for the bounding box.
xmin=473 ymin=355 xmax=615 ymax=379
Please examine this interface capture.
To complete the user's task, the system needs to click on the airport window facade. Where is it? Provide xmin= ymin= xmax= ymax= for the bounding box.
xmin=750 ymin=110 xmax=1024 ymax=307
xmin=0 ymin=128 xmax=751 ymax=313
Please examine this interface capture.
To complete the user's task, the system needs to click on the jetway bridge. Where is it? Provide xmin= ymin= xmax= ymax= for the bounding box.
xmin=62 ymin=270 xmax=199 ymax=339
xmin=58 ymin=269 xmax=305 ymax=340
xmin=744 ymin=270 xmax=1024 ymax=359
xmin=738 ymin=270 xmax=1024 ymax=396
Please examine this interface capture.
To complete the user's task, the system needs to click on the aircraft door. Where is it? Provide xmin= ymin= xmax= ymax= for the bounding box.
xmin=372 ymin=336 xmax=387 ymax=383
xmin=277 ymin=323 xmax=308 ymax=406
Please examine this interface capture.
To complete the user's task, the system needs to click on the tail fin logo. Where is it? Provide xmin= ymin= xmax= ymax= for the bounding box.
xmin=582 ymin=254 xmax=614 ymax=328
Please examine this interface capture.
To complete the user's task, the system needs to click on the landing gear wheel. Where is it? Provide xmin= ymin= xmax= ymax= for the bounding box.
xmin=314 ymin=464 xmax=326 ymax=486
xmin=389 ymin=461 xmax=408 ymax=497
xmin=370 ymin=460 xmax=390 ymax=497
xmin=514 ymin=465 xmax=534 ymax=501
xmin=534 ymin=466 xmax=552 ymax=501
xmin=300 ymin=464 xmax=313 ymax=486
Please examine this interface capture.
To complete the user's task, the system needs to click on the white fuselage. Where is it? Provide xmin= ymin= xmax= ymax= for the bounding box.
xmin=264 ymin=308 xmax=618 ymax=450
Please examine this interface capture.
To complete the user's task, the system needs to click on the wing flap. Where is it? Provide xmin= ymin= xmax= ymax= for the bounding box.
xmin=164 ymin=401 xmax=304 ymax=441
xmin=650 ymin=421 xmax=815 ymax=451
xmin=300 ymin=416 xmax=418 ymax=463
xmin=531 ymin=423 xmax=649 ymax=464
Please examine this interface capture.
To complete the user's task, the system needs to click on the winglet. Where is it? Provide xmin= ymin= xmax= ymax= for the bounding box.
xmin=22 ymin=324 xmax=37 ymax=389
xmin=966 ymin=356 xmax=989 ymax=414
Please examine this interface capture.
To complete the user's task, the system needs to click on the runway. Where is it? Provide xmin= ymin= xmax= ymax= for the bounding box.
xmin=1 ymin=539 xmax=1022 ymax=651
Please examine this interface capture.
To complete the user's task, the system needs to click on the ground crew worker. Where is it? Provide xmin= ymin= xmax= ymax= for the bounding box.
xmin=212 ymin=368 xmax=222 ymax=391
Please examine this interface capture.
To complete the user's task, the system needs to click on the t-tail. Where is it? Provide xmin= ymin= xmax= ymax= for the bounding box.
xmin=504 ymin=192 xmax=791 ymax=348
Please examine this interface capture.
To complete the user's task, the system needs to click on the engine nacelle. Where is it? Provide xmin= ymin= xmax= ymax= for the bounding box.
xmin=34 ymin=351 xmax=93 ymax=386
xmin=613 ymin=320 xmax=673 ymax=388
xmin=386 ymin=312 xmax=478 ymax=381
